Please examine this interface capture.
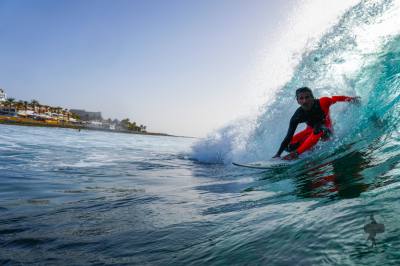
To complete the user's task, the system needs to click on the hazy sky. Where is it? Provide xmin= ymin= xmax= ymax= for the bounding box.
xmin=0 ymin=0 xmax=298 ymax=137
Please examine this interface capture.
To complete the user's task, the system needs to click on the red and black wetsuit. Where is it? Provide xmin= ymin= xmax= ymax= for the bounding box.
xmin=276 ymin=96 xmax=355 ymax=157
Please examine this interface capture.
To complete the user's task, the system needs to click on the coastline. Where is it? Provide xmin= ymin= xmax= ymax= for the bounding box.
xmin=0 ymin=115 xmax=80 ymax=129
xmin=0 ymin=115 xmax=185 ymax=138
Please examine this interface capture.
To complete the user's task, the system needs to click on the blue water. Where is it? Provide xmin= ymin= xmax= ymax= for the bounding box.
xmin=0 ymin=123 xmax=399 ymax=265
xmin=2 ymin=0 xmax=400 ymax=265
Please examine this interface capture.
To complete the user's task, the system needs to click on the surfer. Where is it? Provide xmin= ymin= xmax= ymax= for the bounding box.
xmin=273 ymin=87 xmax=360 ymax=160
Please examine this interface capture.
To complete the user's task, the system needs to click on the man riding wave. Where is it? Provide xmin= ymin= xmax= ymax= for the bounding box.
xmin=273 ymin=87 xmax=360 ymax=160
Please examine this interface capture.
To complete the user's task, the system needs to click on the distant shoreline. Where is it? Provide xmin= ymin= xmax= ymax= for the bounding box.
xmin=0 ymin=115 xmax=191 ymax=138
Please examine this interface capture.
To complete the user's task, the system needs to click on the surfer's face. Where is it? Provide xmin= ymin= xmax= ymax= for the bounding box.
xmin=297 ymin=91 xmax=314 ymax=111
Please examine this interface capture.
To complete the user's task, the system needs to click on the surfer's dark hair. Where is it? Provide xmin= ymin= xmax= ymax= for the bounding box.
xmin=296 ymin=87 xmax=314 ymax=99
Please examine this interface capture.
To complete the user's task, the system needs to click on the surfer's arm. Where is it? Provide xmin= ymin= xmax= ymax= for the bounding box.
xmin=274 ymin=116 xmax=298 ymax=157
xmin=320 ymin=96 xmax=361 ymax=110
xmin=331 ymin=96 xmax=361 ymax=104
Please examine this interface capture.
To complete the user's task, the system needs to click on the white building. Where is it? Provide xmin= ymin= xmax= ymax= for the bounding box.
xmin=0 ymin=89 xmax=6 ymax=102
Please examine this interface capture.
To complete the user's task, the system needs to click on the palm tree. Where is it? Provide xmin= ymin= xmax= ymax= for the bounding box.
xmin=23 ymin=101 xmax=28 ymax=112
xmin=56 ymin=107 xmax=63 ymax=117
xmin=37 ymin=103 xmax=42 ymax=114
xmin=52 ymin=107 xmax=62 ymax=121
xmin=30 ymin=100 xmax=39 ymax=113
xmin=71 ymin=112 xmax=81 ymax=121
xmin=7 ymin=98 xmax=15 ymax=112
xmin=120 ymin=118 xmax=130 ymax=130
xmin=131 ymin=121 xmax=137 ymax=131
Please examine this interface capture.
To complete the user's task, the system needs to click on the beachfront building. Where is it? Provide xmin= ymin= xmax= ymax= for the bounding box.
xmin=0 ymin=89 xmax=6 ymax=102
xmin=70 ymin=109 xmax=103 ymax=121
xmin=0 ymin=89 xmax=17 ymax=115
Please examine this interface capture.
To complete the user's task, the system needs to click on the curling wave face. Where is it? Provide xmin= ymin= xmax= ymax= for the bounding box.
xmin=191 ymin=0 xmax=400 ymax=165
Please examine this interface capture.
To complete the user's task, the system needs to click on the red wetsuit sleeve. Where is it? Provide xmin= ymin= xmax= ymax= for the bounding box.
xmin=331 ymin=96 xmax=355 ymax=103
xmin=319 ymin=96 xmax=355 ymax=112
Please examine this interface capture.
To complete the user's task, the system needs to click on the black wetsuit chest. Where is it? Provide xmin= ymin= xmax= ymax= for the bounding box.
xmin=294 ymin=99 xmax=326 ymax=128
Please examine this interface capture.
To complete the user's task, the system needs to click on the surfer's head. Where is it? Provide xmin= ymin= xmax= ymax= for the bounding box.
xmin=296 ymin=87 xmax=314 ymax=111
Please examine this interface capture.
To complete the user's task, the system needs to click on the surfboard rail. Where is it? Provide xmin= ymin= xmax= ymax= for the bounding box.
xmin=232 ymin=160 xmax=291 ymax=169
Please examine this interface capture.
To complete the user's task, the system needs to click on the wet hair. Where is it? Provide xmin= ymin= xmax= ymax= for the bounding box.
xmin=295 ymin=87 xmax=314 ymax=99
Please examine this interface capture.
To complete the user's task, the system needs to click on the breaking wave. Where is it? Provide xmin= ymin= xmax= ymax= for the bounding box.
xmin=191 ymin=0 xmax=400 ymax=165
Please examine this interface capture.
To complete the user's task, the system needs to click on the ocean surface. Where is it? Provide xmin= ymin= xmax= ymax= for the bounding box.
xmin=0 ymin=121 xmax=399 ymax=265
xmin=2 ymin=0 xmax=400 ymax=265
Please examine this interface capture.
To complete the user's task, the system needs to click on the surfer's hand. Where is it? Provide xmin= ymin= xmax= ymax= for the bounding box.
xmin=282 ymin=151 xmax=298 ymax=161
xmin=320 ymin=126 xmax=332 ymax=140
xmin=351 ymin=96 xmax=361 ymax=105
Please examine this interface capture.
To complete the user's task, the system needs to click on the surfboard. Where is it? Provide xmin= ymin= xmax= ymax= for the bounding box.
xmin=232 ymin=160 xmax=291 ymax=169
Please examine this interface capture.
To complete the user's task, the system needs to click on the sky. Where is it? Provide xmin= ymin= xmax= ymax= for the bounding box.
xmin=0 ymin=0 xmax=306 ymax=137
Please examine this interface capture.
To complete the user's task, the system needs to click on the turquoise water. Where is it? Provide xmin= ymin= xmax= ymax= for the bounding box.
xmin=2 ymin=0 xmax=400 ymax=265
